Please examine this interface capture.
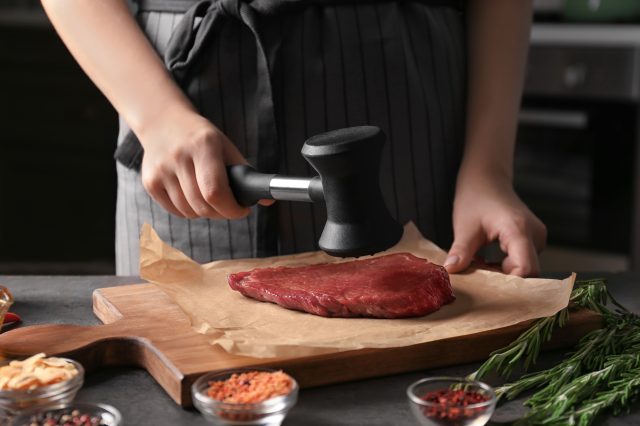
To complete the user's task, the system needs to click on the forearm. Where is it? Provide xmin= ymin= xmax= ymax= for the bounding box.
xmin=458 ymin=0 xmax=533 ymax=187
xmin=41 ymin=0 xmax=195 ymax=144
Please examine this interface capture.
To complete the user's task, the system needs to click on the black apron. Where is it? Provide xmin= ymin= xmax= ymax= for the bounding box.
xmin=114 ymin=0 xmax=466 ymax=274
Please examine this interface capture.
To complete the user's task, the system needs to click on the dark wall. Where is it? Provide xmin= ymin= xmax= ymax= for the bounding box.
xmin=0 ymin=20 xmax=118 ymax=274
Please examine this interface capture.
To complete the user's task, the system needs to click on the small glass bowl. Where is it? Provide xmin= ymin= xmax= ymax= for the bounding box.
xmin=10 ymin=401 xmax=122 ymax=426
xmin=192 ymin=368 xmax=298 ymax=426
xmin=0 ymin=285 xmax=14 ymax=329
xmin=0 ymin=358 xmax=84 ymax=418
xmin=407 ymin=377 xmax=496 ymax=426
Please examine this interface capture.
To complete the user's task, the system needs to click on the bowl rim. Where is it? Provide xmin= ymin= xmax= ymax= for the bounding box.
xmin=0 ymin=285 xmax=13 ymax=303
xmin=406 ymin=376 xmax=496 ymax=410
xmin=192 ymin=367 xmax=299 ymax=411
xmin=10 ymin=401 xmax=123 ymax=425
xmin=0 ymin=357 xmax=84 ymax=397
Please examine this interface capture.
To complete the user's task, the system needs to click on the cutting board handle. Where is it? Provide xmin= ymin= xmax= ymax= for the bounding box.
xmin=0 ymin=322 xmax=143 ymax=369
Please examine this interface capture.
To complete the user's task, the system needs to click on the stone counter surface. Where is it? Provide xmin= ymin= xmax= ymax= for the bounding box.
xmin=2 ymin=274 xmax=640 ymax=425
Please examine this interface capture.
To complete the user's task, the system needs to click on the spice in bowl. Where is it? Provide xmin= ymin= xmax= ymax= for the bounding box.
xmin=420 ymin=388 xmax=490 ymax=421
xmin=207 ymin=370 xmax=294 ymax=404
xmin=22 ymin=408 xmax=107 ymax=426
xmin=407 ymin=377 xmax=496 ymax=426
xmin=0 ymin=353 xmax=80 ymax=391
xmin=192 ymin=368 xmax=298 ymax=426
xmin=11 ymin=402 xmax=122 ymax=426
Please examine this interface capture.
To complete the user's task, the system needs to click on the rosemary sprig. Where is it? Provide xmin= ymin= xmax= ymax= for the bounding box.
xmin=571 ymin=365 xmax=640 ymax=425
xmin=468 ymin=278 xmax=640 ymax=425
xmin=496 ymin=325 xmax=618 ymax=401
xmin=469 ymin=279 xmax=609 ymax=383
xmin=498 ymin=321 xmax=640 ymax=403
xmin=468 ymin=311 xmax=567 ymax=381
xmin=521 ymin=353 xmax=640 ymax=425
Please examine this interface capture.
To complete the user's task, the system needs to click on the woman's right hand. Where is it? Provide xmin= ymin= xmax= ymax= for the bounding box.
xmin=40 ymin=0 xmax=256 ymax=220
xmin=139 ymin=109 xmax=251 ymax=220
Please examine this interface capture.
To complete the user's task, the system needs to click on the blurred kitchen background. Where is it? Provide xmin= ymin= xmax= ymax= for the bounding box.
xmin=1 ymin=0 xmax=640 ymax=274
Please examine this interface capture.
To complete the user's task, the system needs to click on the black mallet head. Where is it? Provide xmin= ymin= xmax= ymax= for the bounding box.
xmin=301 ymin=126 xmax=403 ymax=257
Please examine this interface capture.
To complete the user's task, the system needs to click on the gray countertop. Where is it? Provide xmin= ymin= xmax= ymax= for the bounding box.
xmin=2 ymin=273 xmax=640 ymax=426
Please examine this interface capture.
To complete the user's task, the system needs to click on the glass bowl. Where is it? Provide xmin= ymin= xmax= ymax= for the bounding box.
xmin=192 ymin=368 xmax=298 ymax=426
xmin=407 ymin=377 xmax=496 ymax=426
xmin=0 ymin=285 xmax=14 ymax=329
xmin=0 ymin=358 xmax=84 ymax=418
xmin=10 ymin=401 xmax=122 ymax=426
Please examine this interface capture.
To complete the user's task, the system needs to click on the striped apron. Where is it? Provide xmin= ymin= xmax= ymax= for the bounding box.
xmin=115 ymin=0 xmax=466 ymax=275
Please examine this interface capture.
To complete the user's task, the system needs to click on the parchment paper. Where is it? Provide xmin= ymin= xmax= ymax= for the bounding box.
xmin=140 ymin=223 xmax=574 ymax=358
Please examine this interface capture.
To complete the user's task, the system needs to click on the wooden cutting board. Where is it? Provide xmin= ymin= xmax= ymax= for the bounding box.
xmin=0 ymin=283 xmax=602 ymax=407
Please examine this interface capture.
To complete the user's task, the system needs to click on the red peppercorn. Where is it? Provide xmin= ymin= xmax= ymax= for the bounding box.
xmin=421 ymin=388 xmax=489 ymax=422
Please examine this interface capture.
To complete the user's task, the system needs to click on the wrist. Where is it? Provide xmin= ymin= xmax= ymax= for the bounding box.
xmin=133 ymin=101 xmax=200 ymax=148
xmin=458 ymin=159 xmax=511 ymax=185
xmin=455 ymin=159 xmax=514 ymax=198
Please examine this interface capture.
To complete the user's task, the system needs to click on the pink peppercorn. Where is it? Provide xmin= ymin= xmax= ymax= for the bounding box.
xmin=421 ymin=389 xmax=490 ymax=421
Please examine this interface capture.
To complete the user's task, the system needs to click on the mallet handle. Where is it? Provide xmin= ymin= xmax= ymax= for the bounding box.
xmin=228 ymin=164 xmax=323 ymax=207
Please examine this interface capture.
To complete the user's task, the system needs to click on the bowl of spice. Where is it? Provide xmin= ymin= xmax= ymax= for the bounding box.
xmin=407 ymin=377 xmax=496 ymax=426
xmin=192 ymin=368 xmax=298 ymax=426
xmin=0 ymin=285 xmax=14 ymax=329
xmin=0 ymin=353 xmax=83 ymax=417
xmin=10 ymin=402 xmax=122 ymax=426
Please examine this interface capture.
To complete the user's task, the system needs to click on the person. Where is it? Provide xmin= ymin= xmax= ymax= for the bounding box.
xmin=41 ymin=0 xmax=546 ymax=277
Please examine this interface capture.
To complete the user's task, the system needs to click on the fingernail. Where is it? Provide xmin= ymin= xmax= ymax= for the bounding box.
xmin=444 ymin=255 xmax=459 ymax=267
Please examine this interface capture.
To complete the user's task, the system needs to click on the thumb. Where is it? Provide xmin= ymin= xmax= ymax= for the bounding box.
xmin=444 ymin=225 xmax=485 ymax=274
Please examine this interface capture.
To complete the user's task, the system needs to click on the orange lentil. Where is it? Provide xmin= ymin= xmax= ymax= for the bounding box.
xmin=207 ymin=371 xmax=293 ymax=404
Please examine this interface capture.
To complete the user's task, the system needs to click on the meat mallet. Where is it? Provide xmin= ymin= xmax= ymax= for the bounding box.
xmin=228 ymin=126 xmax=403 ymax=257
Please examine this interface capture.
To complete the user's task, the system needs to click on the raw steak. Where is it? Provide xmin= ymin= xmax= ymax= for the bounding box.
xmin=227 ymin=253 xmax=455 ymax=318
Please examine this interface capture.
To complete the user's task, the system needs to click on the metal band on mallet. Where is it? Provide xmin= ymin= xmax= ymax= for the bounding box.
xmin=269 ymin=177 xmax=313 ymax=202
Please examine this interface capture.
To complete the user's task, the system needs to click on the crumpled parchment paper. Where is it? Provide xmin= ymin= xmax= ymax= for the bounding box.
xmin=140 ymin=223 xmax=574 ymax=358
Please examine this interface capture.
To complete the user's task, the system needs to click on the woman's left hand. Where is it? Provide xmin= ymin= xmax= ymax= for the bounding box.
xmin=448 ymin=0 xmax=537 ymax=276
xmin=444 ymin=176 xmax=546 ymax=277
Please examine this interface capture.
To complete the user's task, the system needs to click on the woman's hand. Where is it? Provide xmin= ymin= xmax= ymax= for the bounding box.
xmin=445 ymin=0 xmax=537 ymax=276
xmin=41 ymin=0 xmax=261 ymax=220
xmin=444 ymin=176 xmax=546 ymax=277
xmin=139 ymin=108 xmax=251 ymax=220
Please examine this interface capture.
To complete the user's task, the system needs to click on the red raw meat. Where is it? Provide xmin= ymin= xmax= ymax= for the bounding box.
xmin=227 ymin=253 xmax=455 ymax=318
